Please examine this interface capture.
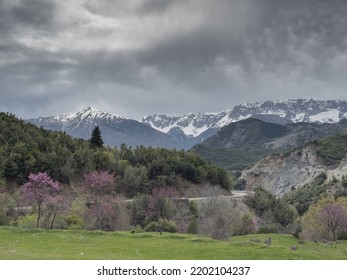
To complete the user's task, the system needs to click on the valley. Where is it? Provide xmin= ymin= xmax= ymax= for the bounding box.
xmin=2 ymin=98 xmax=347 ymax=259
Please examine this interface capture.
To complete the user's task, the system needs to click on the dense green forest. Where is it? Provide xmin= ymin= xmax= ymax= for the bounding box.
xmin=0 ymin=112 xmax=233 ymax=196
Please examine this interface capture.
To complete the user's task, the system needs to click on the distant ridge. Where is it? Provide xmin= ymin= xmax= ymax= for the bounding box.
xmin=27 ymin=107 xmax=181 ymax=149
xmin=27 ymin=99 xmax=347 ymax=149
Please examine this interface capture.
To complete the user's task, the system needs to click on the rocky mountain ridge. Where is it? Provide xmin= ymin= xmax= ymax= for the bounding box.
xmin=141 ymin=99 xmax=347 ymax=139
xmin=27 ymin=107 xmax=180 ymax=149
xmin=26 ymin=99 xmax=347 ymax=150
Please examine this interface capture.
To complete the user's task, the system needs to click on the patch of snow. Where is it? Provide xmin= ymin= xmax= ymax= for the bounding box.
xmin=309 ymin=109 xmax=340 ymax=123
xmin=293 ymin=113 xmax=305 ymax=122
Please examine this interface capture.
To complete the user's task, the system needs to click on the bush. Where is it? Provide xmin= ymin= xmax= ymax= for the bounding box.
xmin=257 ymin=225 xmax=279 ymax=234
xmin=144 ymin=219 xmax=178 ymax=233
xmin=314 ymin=172 xmax=327 ymax=186
xmin=342 ymin=176 xmax=347 ymax=188
xmin=130 ymin=225 xmax=144 ymax=234
xmin=0 ymin=211 xmax=10 ymax=226
xmin=186 ymin=218 xmax=198 ymax=234
xmin=17 ymin=215 xmax=37 ymax=229
xmin=65 ymin=213 xmax=85 ymax=230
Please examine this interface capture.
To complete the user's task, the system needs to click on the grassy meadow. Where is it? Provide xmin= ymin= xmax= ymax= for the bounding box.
xmin=0 ymin=227 xmax=346 ymax=260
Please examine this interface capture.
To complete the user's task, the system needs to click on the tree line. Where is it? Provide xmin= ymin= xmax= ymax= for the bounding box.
xmin=0 ymin=112 xmax=233 ymax=196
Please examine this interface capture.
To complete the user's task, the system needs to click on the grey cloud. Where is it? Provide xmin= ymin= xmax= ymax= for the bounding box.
xmin=1 ymin=0 xmax=347 ymax=119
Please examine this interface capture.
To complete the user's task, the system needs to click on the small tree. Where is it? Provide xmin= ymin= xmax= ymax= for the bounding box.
xmin=90 ymin=126 xmax=104 ymax=148
xmin=81 ymin=171 xmax=128 ymax=231
xmin=145 ymin=187 xmax=179 ymax=222
xmin=84 ymin=195 xmax=127 ymax=231
xmin=21 ymin=172 xmax=60 ymax=228
xmin=302 ymin=196 xmax=347 ymax=241
xmin=316 ymin=204 xmax=347 ymax=241
xmin=45 ymin=194 xmax=71 ymax=229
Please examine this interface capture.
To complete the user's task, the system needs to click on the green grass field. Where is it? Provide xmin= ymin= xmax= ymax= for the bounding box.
xmin=0 ymin=227 xmax=346 ymax=260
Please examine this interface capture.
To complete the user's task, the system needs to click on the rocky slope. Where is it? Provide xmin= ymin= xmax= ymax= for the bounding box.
xmin=192 ymin=118 xmax=347 ymax=170
xmin=241 ymin=141 xmax=347 ymax=197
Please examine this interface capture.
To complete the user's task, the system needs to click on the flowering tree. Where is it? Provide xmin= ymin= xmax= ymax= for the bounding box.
xmin=21 ymin=172 xmax=60 ymax=228
xmin=81 ymin=171 xmax=127 ymax=231
xmin=81 ymin=171 xmax=115 ymax=203
xmin=302 ymin=196 xmax=347 ymax=241
xmin=84 ymin=195 xmax=127 ymax=231
xmin=145 ymin=187 xmax=179 ymax=221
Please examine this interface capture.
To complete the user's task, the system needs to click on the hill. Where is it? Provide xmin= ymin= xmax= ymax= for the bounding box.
xmin=0 ymin=112 xmax=231 ymax=193
xmin=241 ymin=133 xmax=347 ymax=197
xmin=193 ymin=118 xmax=347 ymax=170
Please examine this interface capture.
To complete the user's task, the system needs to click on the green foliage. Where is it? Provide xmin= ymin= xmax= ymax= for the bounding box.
xmin=131 ymin=194 xmax=149 ymax=227
xmin=257 ymin=225 xmax=279 ymax=234
xmin=64 ymin=213 xmax=85 ymax=230
xmin=230 ymin=212 xmax=257 ymax=236
xmin=342 ymin=176 xmax=347 ymax=187
xmin=17 ymin=215 xmax=37 ymax=229
xmin=245 ymin=188 xmax=297 ymax=227
xmin=0 ymin=113 xmax=232 ymax=195
xmin=186 ymin=219 xmax=198 ymax=234
xmin=284 ymin=176 xmax=330 ymax=215
xmin=0 ymin=211 xmax=10 ymax=226
xmin=301 ymin=196 xmax=347 ymax=241
xmin=3 ymin=228 xmax=347 ymax=259
xmin=144 ymin=218 xmax=178 ymax=233
xmin=193 ymin=145 xmax=267 ymax=170
xmin=90 ymin=126 xmax=104 ymax=149
xmin=316 ymin=134 xmax=347 ymax=165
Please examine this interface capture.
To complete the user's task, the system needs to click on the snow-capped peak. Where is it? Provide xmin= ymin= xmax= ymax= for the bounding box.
xmin=141 ymin=99 xmax=347 ymax=138
xmin=53 ymin=107 xmax=127 ymax=124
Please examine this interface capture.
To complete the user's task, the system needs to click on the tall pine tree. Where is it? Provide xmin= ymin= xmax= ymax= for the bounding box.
xmin=90 ymin=126 xmax=104 ymax=148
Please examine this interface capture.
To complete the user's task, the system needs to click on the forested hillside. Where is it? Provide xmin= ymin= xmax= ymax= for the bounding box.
xmin=0 ymin=112 xmax=232 ymax=194
xmin=193 ymin=118 xmax=347 ymax=170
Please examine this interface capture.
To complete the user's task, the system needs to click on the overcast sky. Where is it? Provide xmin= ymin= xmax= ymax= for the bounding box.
xmin=1 ymin=0 xmax=347 ymax=119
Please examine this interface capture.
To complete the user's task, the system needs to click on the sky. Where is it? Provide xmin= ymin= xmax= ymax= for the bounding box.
xmin=1 ymin=0 xmax=347 ymax=120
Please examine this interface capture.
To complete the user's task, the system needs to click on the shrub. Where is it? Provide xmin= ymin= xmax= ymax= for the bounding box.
xmin=65 ymin=213 xmax=85 ymax=230
xmin=144 ymin=218 xmax=178 ymax=233
xmin=186 ymin=218 xmax=198 ymax=234
xmin=17 ymin=215 xmax=37 ymax=229
xmin=0 ymin=211 xmax=10 ymax=226
xmin=130 ymin=225 xmax=144 ymax=234
xmin=257 ymin=224 xmax=279 ymax=234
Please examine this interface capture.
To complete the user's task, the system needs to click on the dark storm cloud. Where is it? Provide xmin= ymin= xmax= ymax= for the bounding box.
xmin=1 ymin=0 xmax=347 ymax=119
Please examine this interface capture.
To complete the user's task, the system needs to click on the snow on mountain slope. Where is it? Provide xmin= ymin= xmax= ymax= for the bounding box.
xmin=141 ymin=99 xmax=347 ymax=138
xmin=27 ymin=107 xmax=181 ymax=149
xmin=33 ymin=107 xmax=126 ymax=131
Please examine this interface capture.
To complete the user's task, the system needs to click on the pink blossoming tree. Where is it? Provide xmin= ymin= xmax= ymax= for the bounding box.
xmin=81 ymin=171 xmax=125 ymax=230
xmin=81 ymin=171 xmax=115 ymax=204
xmin=21 ymin=172 xmax=60 ymax=228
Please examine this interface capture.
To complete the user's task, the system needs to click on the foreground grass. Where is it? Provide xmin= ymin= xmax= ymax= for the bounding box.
xmin=0 ymin=227 xmax=346 ymax=259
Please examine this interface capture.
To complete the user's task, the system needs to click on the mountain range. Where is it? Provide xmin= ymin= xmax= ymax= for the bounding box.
xmin=26 ymin=99 xmax=347 ymax=150
xmin=27 ymin=107 xmax=179 ymax=149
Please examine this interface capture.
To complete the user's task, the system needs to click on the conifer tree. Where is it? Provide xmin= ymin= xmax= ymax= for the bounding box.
xmin=90 ymin=126 xmax=104 ymax=148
